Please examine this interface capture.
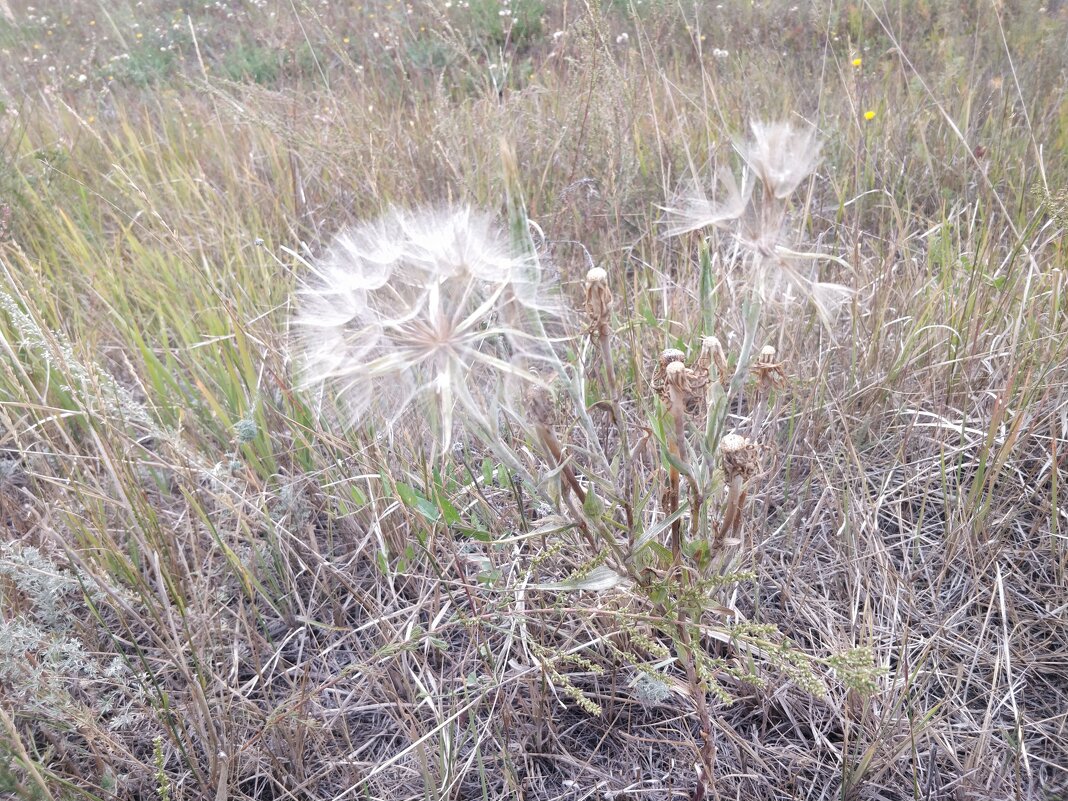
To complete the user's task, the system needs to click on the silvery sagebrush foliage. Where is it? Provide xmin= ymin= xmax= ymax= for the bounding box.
xmin=0 ymin=542 xmax=145 ymax=729
xmin=661 ymin=119 xmax=851 ymax=323
xmin=293 ymin=205 xmax=563 ymax=454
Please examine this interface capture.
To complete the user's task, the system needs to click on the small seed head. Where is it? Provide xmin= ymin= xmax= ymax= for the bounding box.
xmin=584 ymin=267 xmax=612 ymax=332
xmin=697 ymin=336 xmax=729 ymax=385
xmin=720 ymin=434 xmax=760 ymax=481
xmin=660 ymin=348 xmax=685 ymax=366
xmin=752 ymin=344 xmax=787 ymax=390
xmin=651 ymin=348 xmax=687 ymax=398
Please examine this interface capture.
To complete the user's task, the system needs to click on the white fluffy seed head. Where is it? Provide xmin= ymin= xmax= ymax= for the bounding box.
xmin=737 ymin=120 xmax=822 ymax=200
xmin=586 ymin=266 xmax=608 ymax=283
xmin=293 ymin=205 xmax=559 ymax=454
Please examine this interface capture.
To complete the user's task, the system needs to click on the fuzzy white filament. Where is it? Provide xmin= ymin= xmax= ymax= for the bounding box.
xmin=735 ymin=120 xmax=822 ymax=200
xmin=293 ymin=206 xmax=556 ymax=453
xmin=662 ymin=119 xmax=851 ymax=324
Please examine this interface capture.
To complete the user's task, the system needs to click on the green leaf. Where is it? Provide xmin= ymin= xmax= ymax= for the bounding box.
xmin=395 ymin=481 xmax=440 ymax=521
xmin=582 ymin=484 xmax=605 ymax=519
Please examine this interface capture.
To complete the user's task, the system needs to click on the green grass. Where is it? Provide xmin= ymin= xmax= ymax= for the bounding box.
xmin=0 ymin=1 xmax=1066 ymax=800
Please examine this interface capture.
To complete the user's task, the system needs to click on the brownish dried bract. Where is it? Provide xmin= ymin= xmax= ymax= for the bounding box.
xmin=584 ymin=267 xmax=612 ymax=334
xmin=720 ymin=433 xmax=760 ymax=482
xmin=716 ymin=433 xmax=760 ymax=552
xmin=650 ymin=348 xmax=686 ymax=398
xmin=696 ymin=336 xmax=729 ymax=386
xmin=525 ymin=382 xmax=556 ymax=428
xmin=752 ymin=345 xmax=786 ymax=391
xmin=654 ymin=349 xmax=712 ymax=416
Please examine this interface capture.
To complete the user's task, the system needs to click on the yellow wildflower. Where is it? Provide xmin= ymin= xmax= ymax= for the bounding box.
xmin=864 ymin=110 xmax=876 ymax=121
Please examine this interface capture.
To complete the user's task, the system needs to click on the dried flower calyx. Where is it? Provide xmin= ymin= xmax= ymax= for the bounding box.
xmin=584 ymin=267 xmax=612 ymax=333
xmin=696 ymin=336 xmax=729 ymax=386
xmin=719 ymin=434 xmax=760 ymax=482
xmin=650 ymin=348 xmax=686 ymax=397
xmin=752 ymin=345 xmax=786 ymax=391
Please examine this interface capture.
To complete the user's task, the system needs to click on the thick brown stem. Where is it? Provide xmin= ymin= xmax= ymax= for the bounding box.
xmin=716 ymin=476 xmax=744 ymax=553
xmin=668 ymin=459 xmax=681 ymax=560
xmin=675 ymin=609 xmax=717 ymax=795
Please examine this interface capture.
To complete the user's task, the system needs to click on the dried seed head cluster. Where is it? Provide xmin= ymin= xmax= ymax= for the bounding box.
xmin=650 ymin=348 xmax=685 ymax=397
xmin=293 ymin=206 xmax=558 ymax=452
xmin=653 ymin=348 xmax=712 ymax=416
xmin=697 ymin=335 xmax=730 ymax=386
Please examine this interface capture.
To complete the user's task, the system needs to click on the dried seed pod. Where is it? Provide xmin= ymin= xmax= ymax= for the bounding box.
xmin=584 ymin=267 xmax=612 ymax=332
xmin=525 ymin=382 xmax=556 ymax=428
xmin=719 ymin=433 xmax=760 ymax=482
xmin=752 ymin=345 xmax=786 ymax=391
xmin=661 ymin=360 xmax=690 ymax=405
xmin=651 ymin=348 xmax=686 ymax=396
xmin=697 ymin=336 xmax=730 ymax=386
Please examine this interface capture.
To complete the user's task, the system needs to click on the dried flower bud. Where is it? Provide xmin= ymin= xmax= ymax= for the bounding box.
xmin=720 ymin=434 xmax=760 ymax=482
xmin=524 ymin=371 xmax=557 ymax=427
xmin=657 ymin=357 xmax=710 ymax=416
xmin=584 ymin=267 xmax=612 ymax=332
xmin=651 ymin=348 xmax=686 ymax=396
xmin=660 ymin=348 xmax=685 ymax=366
xmin=697 ymin=336 xmax=729 ymax=386
xmin=752 ymin=344 xmax=786 ymax=391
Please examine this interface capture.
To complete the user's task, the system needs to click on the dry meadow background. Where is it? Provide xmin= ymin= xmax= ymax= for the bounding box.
xmin=0 ymin=1 xmax=1067 ymax=799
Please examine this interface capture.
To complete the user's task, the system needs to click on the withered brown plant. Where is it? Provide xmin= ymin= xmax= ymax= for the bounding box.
xmin=716 ymin=433 xmax=761 ymax=555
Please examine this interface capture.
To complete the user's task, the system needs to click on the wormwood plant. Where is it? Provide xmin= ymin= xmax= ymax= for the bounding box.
xmin=293 ymin=121 xmax=873 ymax=795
